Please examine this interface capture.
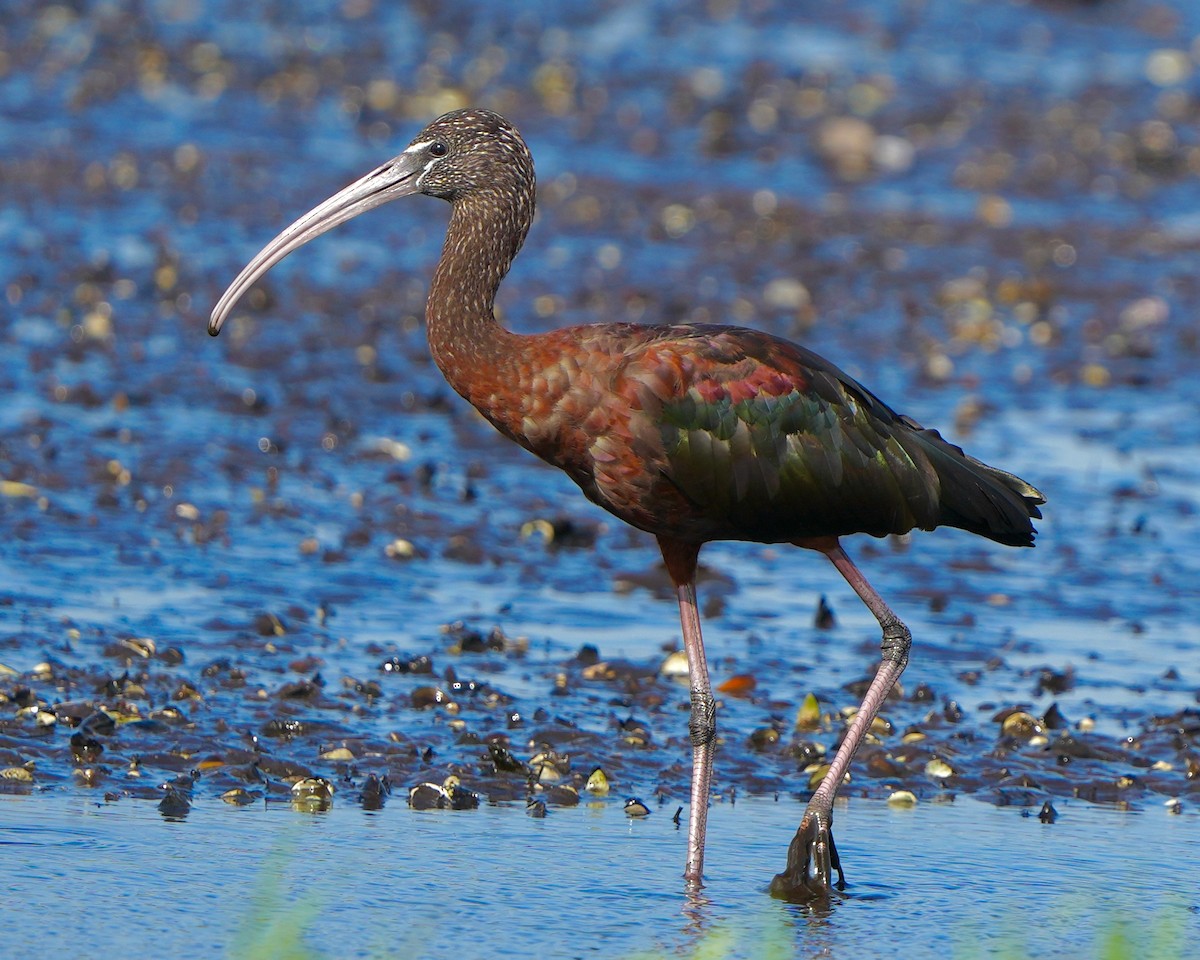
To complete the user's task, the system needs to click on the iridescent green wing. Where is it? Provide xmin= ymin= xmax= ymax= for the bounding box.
xmin=634 ymin=327 xmax=942 ymax=543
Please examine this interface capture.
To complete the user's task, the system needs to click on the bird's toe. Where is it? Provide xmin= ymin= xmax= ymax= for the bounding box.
xmin=768 ymin=812 xmax=844 ymax=903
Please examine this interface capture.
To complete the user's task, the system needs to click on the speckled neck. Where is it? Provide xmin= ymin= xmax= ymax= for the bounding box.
xmin=426 ymin=185 xmax=534 ymax=406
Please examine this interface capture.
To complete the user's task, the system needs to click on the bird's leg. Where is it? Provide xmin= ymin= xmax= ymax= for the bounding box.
xmin=771 ymin=539 xmax=911 ymax=902
xmin=658 ymin=537 xmax=714 ymax=888
xmin=678 ymin=575 xmax=716 ymax=886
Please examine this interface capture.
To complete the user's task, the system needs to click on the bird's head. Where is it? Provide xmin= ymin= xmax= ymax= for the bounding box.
xmin=208 ymin=108 xmax=534 ymax=336
xmin=406 ymin=108 xmax=534 ymax=203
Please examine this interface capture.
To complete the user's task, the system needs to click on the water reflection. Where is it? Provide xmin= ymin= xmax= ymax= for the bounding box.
xmin=681 ymin=884 xmax=715 ymax=940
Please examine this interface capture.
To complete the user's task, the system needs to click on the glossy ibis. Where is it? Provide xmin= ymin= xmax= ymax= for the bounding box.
xmin=210 ymin=109 xmax=1044 ymax=900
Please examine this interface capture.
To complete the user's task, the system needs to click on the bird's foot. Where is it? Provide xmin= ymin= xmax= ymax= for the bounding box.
xmin=768 ymin=810 xmax=845 ymax=903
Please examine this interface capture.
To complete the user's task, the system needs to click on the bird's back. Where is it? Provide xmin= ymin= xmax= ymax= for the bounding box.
xmin=494 ymin=322 xmax=1043 ymax=548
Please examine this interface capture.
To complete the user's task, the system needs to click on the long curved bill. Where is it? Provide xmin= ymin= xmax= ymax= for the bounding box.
xmin=208 ymin=149 xmax=427 ymax=336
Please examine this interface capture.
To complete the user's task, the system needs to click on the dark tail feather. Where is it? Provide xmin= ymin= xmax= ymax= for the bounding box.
xmin=912 ymin=428 xmax=1045 ymax=547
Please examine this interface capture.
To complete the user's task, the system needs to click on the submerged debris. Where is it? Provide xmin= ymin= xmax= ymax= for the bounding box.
xmin=291 ymin=777 xmax=335 ymax=812
xmin=158 ymin=786 xmax=192 ymax=819
xmin=221 ymin=787 xmax=257 ymax=806
xmin=585 ymin=767 xmax=610 ymax=795
xmin=359 ymin=774 xmax=391 ymax=810
xmin=408 ymin=776 xmax=479 ymax=811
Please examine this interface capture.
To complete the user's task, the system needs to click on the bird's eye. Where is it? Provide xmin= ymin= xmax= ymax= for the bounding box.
xmin=429 ymin=141 xmax=448 ymax=157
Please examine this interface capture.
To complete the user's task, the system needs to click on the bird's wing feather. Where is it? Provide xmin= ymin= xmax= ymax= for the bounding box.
xmin=590 ymin=325 xmax=944 ymax=543
xmin=544 ymin=322 xmax=1039 ymax=547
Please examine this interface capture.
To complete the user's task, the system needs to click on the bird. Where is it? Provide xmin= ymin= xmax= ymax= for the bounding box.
xmin=209 ymin=108 xmax=1045 ymax=901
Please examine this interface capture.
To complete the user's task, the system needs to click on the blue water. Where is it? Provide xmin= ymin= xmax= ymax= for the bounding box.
xmin=2 ymin=0 xmax=1200 ymax=956
xmin=2 ymin=793 xmax=1195 ymax=959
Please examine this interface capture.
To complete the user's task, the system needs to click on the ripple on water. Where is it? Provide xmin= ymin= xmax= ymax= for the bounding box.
xmin=0 ymin=823 xmax=104 ymax=849
xmin=0 ymin=794 xmax=1195 ymax=959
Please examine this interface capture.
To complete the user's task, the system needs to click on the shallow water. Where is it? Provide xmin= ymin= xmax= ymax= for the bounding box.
xmin=3 ymin=0 xmax=1200 ymax=956
xmin=3 ymin=793 xmax=1195 ymax=959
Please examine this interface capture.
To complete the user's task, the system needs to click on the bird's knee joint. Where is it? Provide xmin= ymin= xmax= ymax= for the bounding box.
xmin=689 ymin=691 xmax=717 ymax=747
xmin=880 ymin=619 xmax=911 ymax=665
